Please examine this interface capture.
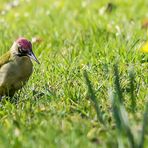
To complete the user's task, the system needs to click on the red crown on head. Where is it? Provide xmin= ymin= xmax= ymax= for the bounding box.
xmin=16 ymin=37 xmax=32 ymax=50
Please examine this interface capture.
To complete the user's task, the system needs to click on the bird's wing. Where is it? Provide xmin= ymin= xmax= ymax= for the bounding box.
xmin=0 ymin=52 xmax=11 ymax=68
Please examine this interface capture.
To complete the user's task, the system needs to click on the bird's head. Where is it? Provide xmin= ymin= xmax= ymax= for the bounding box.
xmin=11 ymin=37 xmax=40 ymax=64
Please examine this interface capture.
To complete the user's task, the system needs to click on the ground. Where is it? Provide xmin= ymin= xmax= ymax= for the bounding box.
xmin=0 ymin=0 xmax=148 ymax=147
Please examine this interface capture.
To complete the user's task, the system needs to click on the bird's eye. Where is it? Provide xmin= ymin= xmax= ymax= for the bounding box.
xmin=18 ymin=46 xmax=27 ymax=54
xmin=18 ymin=46 xmax=23 ymax=53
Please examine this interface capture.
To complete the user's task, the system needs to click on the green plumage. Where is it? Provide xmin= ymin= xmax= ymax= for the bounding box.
xmin=0 ymin=38 xmax=39 ymax=99
xmin=0 ymin=50 xmax=33 ymax=98
xmin=0 ymin=52 xmax=11 ymax=68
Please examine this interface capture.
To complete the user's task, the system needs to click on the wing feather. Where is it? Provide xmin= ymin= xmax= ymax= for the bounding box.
xmin=0 ymin=52 xmax=11 ymax=68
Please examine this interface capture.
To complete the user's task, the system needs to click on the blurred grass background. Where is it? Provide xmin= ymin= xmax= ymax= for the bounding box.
xmin=0 ymin=0 xmax=148 ymax=147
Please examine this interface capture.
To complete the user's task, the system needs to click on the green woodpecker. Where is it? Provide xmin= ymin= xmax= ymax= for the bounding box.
xmin=0 ymin=37 xmax=40 ymax=99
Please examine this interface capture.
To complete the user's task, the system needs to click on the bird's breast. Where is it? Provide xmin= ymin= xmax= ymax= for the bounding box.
xmin=0 ymin=56 xmax=33 ymax=90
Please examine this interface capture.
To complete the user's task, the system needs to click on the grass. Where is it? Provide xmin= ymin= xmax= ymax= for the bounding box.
xmin=0 ymin=0 xmax=148 ymax=147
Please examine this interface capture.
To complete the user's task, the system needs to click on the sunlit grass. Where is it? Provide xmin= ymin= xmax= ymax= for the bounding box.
xmin=0 ymin=0 xmax=147 ymax=147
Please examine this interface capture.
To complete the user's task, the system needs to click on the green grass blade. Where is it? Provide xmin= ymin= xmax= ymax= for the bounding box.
xmin=83 ymin=70 xmax=105 ymax=125
xmin=138 ymin=101 xmax=148 ymax=148
xmin=120 ymin=105 xmax=136 ymax=148
xmin=129 ymin=67 xmax=136 ymax=113
xmin=112 ymin=65 xmax=136 ymax=148
xmin=109 ymin=89 xmax=122 ymax=130
xmin=114 ymin=64 xmax=123 ymax=104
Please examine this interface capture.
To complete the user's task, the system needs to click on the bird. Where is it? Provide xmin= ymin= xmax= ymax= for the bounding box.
xmin=0 ymin=37 xmax=40 ymax=99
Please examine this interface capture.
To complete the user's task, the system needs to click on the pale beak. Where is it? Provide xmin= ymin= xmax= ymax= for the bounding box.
xmin=27 ymin=51 xmax=40 ymax=64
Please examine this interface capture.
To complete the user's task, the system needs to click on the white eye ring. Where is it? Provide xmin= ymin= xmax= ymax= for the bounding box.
xmin=18 ymin=45 xmax=25 ymax=54
xmin=18 ymin=43 xmax=21 ymax=47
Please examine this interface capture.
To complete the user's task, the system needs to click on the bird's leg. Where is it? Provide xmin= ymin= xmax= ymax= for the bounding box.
xmin=8 ymin=90 xmax=19 ymax=104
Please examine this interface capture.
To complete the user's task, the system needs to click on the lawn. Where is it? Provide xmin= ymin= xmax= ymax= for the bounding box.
xmin=0 ymin=0 xmax=148 ymax=147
